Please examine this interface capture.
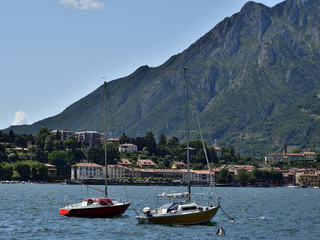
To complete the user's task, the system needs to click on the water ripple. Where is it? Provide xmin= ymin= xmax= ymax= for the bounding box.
xmin=1 ymin=184 xmax=320 ymax=239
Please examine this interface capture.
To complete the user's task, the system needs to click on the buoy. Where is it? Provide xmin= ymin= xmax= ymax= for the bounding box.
xmin=216 ymin=227 xmax=225 ymax=235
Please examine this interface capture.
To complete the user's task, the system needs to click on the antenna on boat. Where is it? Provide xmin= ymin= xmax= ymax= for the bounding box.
xmin=104 ymin=81 xmax=108 ymax=198
xmin=184 ymin=67 xmax=191 ymax=202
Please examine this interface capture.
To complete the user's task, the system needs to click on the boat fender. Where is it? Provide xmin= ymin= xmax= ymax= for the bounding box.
xmin=216 ymin=227 xmax=225 ymax=236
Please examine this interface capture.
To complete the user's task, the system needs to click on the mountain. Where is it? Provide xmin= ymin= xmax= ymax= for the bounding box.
xmin=4 ymin=0 xmax=320 ymax=156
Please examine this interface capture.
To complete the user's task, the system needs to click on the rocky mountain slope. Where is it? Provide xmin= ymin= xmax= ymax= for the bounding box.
xmin=5 ymin=0 xmax=320 ymax=156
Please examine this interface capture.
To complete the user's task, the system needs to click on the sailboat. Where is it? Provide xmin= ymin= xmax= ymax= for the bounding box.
xmin=136 ymin=67 xmax=220 ymax=224
xmin=59 ymin=82 xmax=131 ymax=217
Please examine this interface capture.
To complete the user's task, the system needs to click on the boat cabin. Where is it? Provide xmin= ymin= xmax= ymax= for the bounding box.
xmin=157 ymin=202 xmax=202 ymax=214
xmin=82 ymin=198 xmax=114 ymax=207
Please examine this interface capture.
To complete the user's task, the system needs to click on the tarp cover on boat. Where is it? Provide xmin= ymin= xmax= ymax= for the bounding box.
xmin=83 ymin=198 xmax=114 ymax=205
xmin=157 ymin=192 xmax=189 ymax=199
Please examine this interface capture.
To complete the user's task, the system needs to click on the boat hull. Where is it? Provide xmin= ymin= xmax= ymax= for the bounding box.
xmin=136 ymin=205 xmax=219 ymax=225
xmin=59 ymin=202 xmax=131 ymax=218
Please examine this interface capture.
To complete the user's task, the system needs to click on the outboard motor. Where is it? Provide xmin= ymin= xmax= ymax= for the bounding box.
xmin=143 ymin=207 xmax=152 ymax=217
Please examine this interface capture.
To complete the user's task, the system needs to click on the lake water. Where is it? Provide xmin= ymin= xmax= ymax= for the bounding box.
xmin=0 ymin=184 xmax=319 ymax=240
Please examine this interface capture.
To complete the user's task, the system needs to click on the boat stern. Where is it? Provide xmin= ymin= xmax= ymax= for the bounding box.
xmin=136 ymin=207 xmax=152 ymax=224
xmin=136 ymin=215 xmax=149 ymax=224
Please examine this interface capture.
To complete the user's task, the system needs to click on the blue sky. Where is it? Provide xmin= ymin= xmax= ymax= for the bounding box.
xmin=0 ymin=0 xmax=283 ymax=130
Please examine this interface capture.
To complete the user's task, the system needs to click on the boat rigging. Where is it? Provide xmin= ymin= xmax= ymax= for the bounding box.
xmin=135 ymin=67 xmax=220 ymax=224
xmin=59 ymin=82 xmax=131 ymax=217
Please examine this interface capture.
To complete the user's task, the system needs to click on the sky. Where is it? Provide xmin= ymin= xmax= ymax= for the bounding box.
xmin=0 ymin=0 xmax=284 ymax=130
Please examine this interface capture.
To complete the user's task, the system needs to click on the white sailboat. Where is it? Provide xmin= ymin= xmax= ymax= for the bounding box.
xmin=136 ymin=67 xmax=220 ymax=224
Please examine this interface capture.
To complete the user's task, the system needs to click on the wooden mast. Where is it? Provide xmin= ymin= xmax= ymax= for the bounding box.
xmin=104 ymin=81 xmax=108 ymax=198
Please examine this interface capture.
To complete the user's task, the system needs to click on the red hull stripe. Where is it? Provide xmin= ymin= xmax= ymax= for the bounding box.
xmin=59 ymin=209 xmax=70 ymax=215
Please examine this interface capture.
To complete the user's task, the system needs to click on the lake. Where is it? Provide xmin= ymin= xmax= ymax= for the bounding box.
xmin=0 ymin=184 xmax=319 ymax=240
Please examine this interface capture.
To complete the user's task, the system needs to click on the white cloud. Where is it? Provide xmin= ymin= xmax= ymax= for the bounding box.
xmin=59 ymin=0 xmax=105 ymax=10
xmin=12 ymin=111 xmax=29 ymax=126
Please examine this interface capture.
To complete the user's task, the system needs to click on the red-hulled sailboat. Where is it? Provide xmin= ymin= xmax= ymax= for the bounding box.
xmin=59 ymin=82 xmax=131 ymax=217
xmin=59 ymin=197 xmax=131 ymax=217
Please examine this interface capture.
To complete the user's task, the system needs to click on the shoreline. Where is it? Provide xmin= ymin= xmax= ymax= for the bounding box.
xmin=0 ymin=179 xmax=300 ymax=188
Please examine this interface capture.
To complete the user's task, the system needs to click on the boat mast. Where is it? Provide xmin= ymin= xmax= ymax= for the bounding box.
xmin=184 ymin=67 xmax=191 ymax=202
xmin=104 ymin=81 xmax=108 ymax=198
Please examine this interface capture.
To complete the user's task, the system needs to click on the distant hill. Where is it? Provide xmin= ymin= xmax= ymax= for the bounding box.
xmin=4 ymin=0 xmax=320 ymax=156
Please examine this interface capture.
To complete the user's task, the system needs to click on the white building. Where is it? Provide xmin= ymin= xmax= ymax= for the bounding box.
xmin=51 ymin=130 xmax=75 ymax=142
xmin=119 ymin=143 xmax=138 ymax=153
xmin=75 ymin=131 xmax=103 ymax=147
xmin=265 ymin=154 xmax=284 ymax=164
xmin=71 ymin=162 xmax=104 ymax=180
xmin=108 ymin=165 xmax=130 ymax=178
xmin=303 ymin=152 xmax=316 ymax=160
xmin=265 ymin=152 xmax=316 ymax=164
xmin=193 ymin=170 xmax=212 ymax=182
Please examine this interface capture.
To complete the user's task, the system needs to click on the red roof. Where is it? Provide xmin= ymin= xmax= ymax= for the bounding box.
xmin=118 ymin=158 xmax=132 ymax=165
xmin=137 ymin=159 xmax=156 ymax=166
xmin=45 ymin=163 xmax=57 ymax=171
xmin=120 ymin=143 xmax=137 ymax=147
xmin=72 ymin=163 xmax=103 ymax=168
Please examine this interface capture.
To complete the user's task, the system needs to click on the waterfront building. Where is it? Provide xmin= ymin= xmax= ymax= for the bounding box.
xmin=71 ymin=162 xmax=104 ymax=180
xmin=140 ymin=169 xmax=183 ymax=181
xmin=192 ymin=170 xmax=215 ymax=182
xmin=128 ymin=168 xmax=142 ymax=178
xmin=294 ymin=168 xmax=318 ymax=186
xmin=108 ymin=164 xmax=130 ymax=179
xmin=157 ymin=169 xmax=184 ymax=180
xmin=299 ymin=174 xmax=319 ymax=187
xmin=45 ymin=163 xmax=57 ymax=177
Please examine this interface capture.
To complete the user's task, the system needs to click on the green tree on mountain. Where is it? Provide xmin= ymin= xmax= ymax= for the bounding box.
xmin=157 ymin=133 xmax=168 ymax=157
xmin=35 ymin=128 xmax=52 ymax=150
xmin=145 ymin=131 xmax=157 ymax=155
xmin=119 ymin=132 xmax=134 ymax=144
xmin=167 ymin=137 xmax=181 ymax=160
xmin=48 ymin=150 xmax=68 ymax=177
xmin=64 ymin=135 xmax=77 ymax=153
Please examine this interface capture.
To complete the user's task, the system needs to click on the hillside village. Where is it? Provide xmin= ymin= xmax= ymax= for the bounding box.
xmin=1 ymin=129 xmax=320 ymax=187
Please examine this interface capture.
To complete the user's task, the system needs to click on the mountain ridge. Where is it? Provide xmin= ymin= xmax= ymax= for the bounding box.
xmin=3 ymin=0 xmax=320 ymax=156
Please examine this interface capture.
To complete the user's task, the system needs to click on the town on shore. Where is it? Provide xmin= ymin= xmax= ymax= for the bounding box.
xmin=1 ymin=129 xmax=320 ymax=188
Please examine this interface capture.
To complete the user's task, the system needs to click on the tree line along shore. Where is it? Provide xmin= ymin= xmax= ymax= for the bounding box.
xmin=1 ymin=128 xmax=320 ymax=187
